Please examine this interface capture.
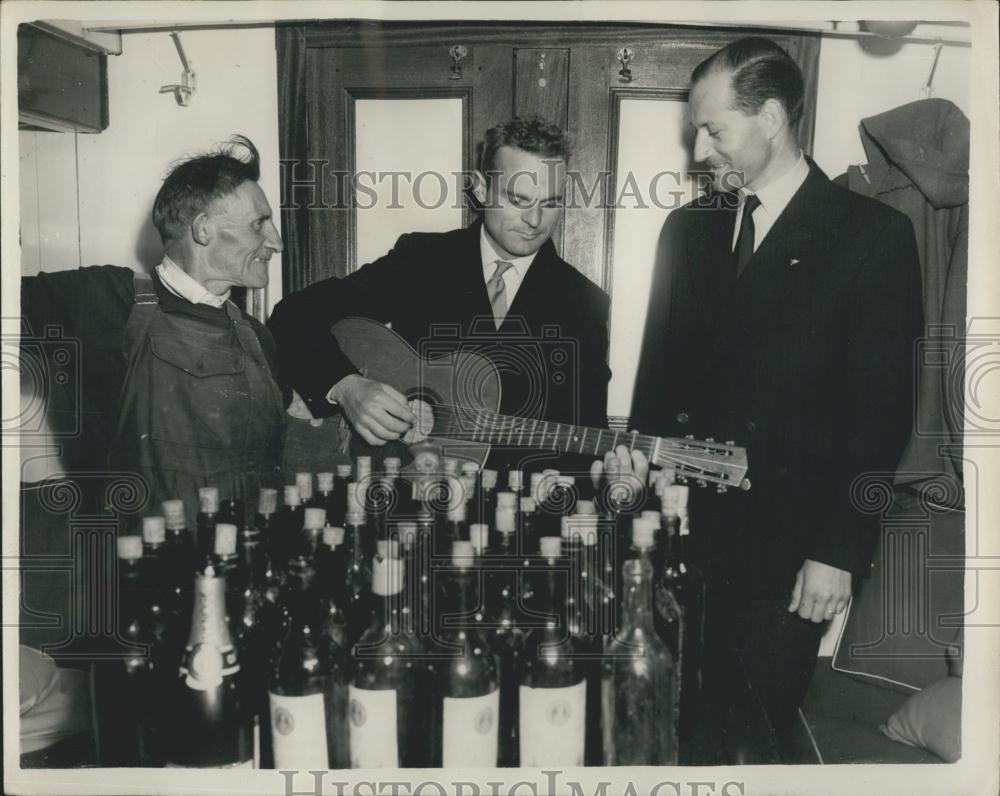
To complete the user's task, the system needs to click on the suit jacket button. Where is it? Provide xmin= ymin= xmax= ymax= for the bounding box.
xmin=676 ymin=412 xmax=690 ymax=425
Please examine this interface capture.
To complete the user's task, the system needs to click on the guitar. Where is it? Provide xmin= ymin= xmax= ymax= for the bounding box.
xmin=283 ymin=317 xmax=750 ymax=491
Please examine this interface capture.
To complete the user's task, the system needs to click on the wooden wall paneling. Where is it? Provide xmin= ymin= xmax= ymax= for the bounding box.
xmin=469 ymin=44 xmax=515 ymax=161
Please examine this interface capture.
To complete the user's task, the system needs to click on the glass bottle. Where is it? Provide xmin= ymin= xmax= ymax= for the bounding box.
xmin=601 ymin=555 xmax=679 ymax=764
xmin=295 ymin=471 xmax=315 ymax=508
xmin=196 ymin=486 xmax=220 ymax=560
xmin=255 ymin=488 xmax=278 ymax=560
xmin=349 ymin=555 xmax=431 ymax=768
xmin=165 ymin=560 xmax=253 ymax=768
xmin=92 ymin=536 xmax=169 ymax=766
xmin=268 ymin=557 xmax=350 ymax=769
xmin=434 ymin=541 xmax=500 ymax=767
xmin=344 ymin=508 xmax=374 ymax=645
xmin=301 ymin=506 xmax=327 ymax=561
xmin=518 ymin=537 xmax=587 ymax=767
xmin=316 ymin=472 xmax=336 ymax=521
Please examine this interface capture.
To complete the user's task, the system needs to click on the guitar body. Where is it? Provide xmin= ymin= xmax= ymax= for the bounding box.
xmin=284 ymin=317 xmax=500 ymax=473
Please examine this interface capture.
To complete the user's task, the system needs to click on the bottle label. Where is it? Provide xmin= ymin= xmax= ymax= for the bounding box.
xmin=269 ymin=692 xmax=330 ymax=769
xmin=348 ymin=685 xmax=398 ymax=768
xmin=442 ymin=690 xmax=499 ymax=767
xmin=518 ymin=680 xmax=586 ymax=767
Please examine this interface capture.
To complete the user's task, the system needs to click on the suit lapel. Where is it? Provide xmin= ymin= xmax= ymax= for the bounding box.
xmin=687 ymin=197 xmax=738 ymax=311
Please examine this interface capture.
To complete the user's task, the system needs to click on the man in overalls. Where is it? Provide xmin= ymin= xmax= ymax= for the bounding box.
xmin=20 ymin=134 xmax=285 ymax=553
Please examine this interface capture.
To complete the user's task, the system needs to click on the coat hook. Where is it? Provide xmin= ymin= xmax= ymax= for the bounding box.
xmin=159 ymin=32 xmax=196 ymax=106
xmin=919 ymin=40 xmax=944 ymax=99
xmin=448 ymin=45 xmax=468 ymax=81
xmin=617 ymin=47 xmax=636 ymax=83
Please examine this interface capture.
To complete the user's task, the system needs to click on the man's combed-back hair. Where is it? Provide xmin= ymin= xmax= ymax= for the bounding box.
xmin=478 ymin=115 xmax=572 ymax=178
xmin=691 ymin=37 xmax=805 ymax=130
xmin=152 ymin=134 xmax=261 ymax=245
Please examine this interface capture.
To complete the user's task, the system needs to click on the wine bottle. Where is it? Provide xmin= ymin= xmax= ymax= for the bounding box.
xmin=477 ymin=468 xmax=499 ymax=529
xmin=316 ymin=472 xmax=336 ymax=520
xmin=275 ymin=485 xmax=304 ymax=569
xmin=165 ymin=560 xmax=253 ymax=768
xmin=349 ymin=555 xmax=430 ymax=768
xmin=295 ymin=471 xmax=315 ymax=508
xmin=269 ymin=557 xmax=349 ymax=769
xmin=219 ymin=496 xmax=244 ymax=532
xmin=435 ymin=541 xmax=500 ymax=767
xmin=302 ymin=507 xmax=327 ymax=560
xmin=196 ymin=486 xmax=220 ymax=560
xmin=255 ymin=488 xmax=278 ymax=560
xmin=344 ymin=507 xmax=374 ymax=645
xmin=92 ymin=536 xmax=169 ymax=766
xmin=518 ymin=537 xmax=587 ymax=767
xmin=160 ymin=499 xmax=194 ymax=646
xmin=329 ymin=463 xmax=353 ymax=527
xmin=601 ymin=555 xmax=679 ymax=764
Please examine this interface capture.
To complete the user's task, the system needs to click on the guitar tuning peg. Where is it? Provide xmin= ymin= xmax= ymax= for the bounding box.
xmin=725 ymin=440 xmax=735 ymax=446
xmin=696 ymin=479 xmax=707 ymax=488
xmin=716 ymin=484 xmax=728 ymax=494
xmin=684 ymin=434 xmax=695 ymax=440
xmin=705 ymin=437 xmax=715 ymax=443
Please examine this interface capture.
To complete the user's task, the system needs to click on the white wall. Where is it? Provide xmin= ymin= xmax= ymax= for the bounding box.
xmin=812 ymin=36 xmax=971 ymax=179
xmin=18 ymin=26 xmax=283 ymax=311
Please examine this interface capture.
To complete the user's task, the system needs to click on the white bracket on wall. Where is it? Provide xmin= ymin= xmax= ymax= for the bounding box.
xmin=159 ymin=32 xmax=196 ymax=106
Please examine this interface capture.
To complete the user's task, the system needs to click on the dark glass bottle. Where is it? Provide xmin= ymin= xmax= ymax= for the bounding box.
xmin=160 ymin=499 xmax=195 ymax=648
xmin=92 ymin=536 xmax=169 ymax=766
xmin=329 ymin=463 xmax=353 ymax=527
xmin=476 ymin=468 xmax=499 ymax=529
xmin=268 ymin=557 xmax=350 ymax=769
xmin=518 ymin=536 xmax=587 ymax=767
xmin=434 ymin=542 xmax=500 ymax=767
xmin=165 ymin=560 xmax=253 ymax=768
xmin=196 ymin=486 xmax=220 ymax=560
xmin=601 ymin=555 xmax=679 ymax=764
xmin=295 ymin=471 xmax=315 ymax=508
xmin=344 ymin=509 xmax=374 ymax=645
xmin=275 ymin=485 xmax=304 ymax=569
xmin=232 ymin=516 xmax=284 ymax=769
xmin=518 ymin=495 xmax=539 ymax=560
xmin=316 ymin=472 xmax=336 ymax=522
xmin=255 ymin=488 xmax=278 ymax=561
xmin=301 ymin=506 xmax=327 ymax=561
xmin=350 ymin=555 xmax=431 ymax=768
xmin=219 ymin=496 xmax=244 ymax=532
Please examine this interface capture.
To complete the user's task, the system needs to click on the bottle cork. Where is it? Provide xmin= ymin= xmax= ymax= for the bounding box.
xmin=641 ymin=510 xmax=662 ymax=530
xmin=539 ymin=536 xmax=562 ymax=559
xmin=322 ymin=526 xmax=345 ymax=548
xmin=317 ymin=472 xmax=334 ymax=493
xmin=257 ymin=488 xmax=278 ymax=515
xmin=575 ymin=499 xmax=596 ymax=515
xmin=295 ymin=472 xmax=313 ymax=501
xmin=452 ymin=540 xmax=475 ymax=567
xmin=508 ymin=470 xmax=523 ymax=491
xmin=214 ymin=523 xmax=238 ymax=556
xmin=142 ymin=516 xmax=166 ymax=544
xmin=631 ymin=517 xmax=655 ymax=550
xmin=283 ymin=485 xmax=302 ymax=507
xmin=162 ymin=499 xmax=186 ymax=529
xmin=496 ymin=491 xmax=517 ymax=510
xmin=198 ymin=486 xmax=219 ymax=513
xmin=495 ymin=507 xmax=516 ymax=533
xmin=470 ymin=524 xmax=489 ymax=554
xmin=384 ymin=457 xmax=402 ymax=476
xmin=336 ymin=464 xmax=353 ymax=478
xmin=460 ymin=461 xmax=480 ymax=477
xmin=481 ymin=469 xmax=498 ymax=489
xmin=520 ymin=496 xmax=537 ymax=514
xmin=304 ymin=507 xmax=327 ymax=530
xmin=117 ymin=535 xmax=143 ymax=560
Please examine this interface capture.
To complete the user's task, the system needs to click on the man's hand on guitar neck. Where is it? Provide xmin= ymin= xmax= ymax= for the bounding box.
xmin=328 ymin=374 xmax=416 ymax=446
xmin=589 ymin=444 xmax=650 ymax=489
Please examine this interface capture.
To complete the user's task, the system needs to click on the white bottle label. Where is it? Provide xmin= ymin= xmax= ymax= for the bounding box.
xmin=269 ymin=692 xmax=329 ymax=769
xmin=348 ymin=685 xmax=398 ymax=768
xmin=518 ymin=680 xmax=586 ymax=767
xmin=442 ymin=689 xmax=499 ymax=767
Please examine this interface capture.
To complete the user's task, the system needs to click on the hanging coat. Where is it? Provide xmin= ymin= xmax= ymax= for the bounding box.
xmin=837 ymin=98 xmax=968 ymax=502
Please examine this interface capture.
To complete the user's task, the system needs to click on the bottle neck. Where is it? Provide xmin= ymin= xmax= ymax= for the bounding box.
xmin=186 ymin=568 xmax=234 ymax=652
xmin=620 ymin=559 xmax=656 ymax=632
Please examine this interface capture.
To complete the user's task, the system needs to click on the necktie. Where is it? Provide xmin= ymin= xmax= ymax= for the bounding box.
xmin=487 ymin=259 xmax=514 ymax=328
xmin=733 ymin=193 xmax=762 ymax=278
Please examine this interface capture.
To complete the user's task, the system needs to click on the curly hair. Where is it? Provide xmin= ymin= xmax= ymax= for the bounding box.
xmin=478 ymin=115 xmax=572 ymax=179
xmin=152 ymin=134 xmax=261 ymax=245
xmin=691 ymin=37 xmax=805 ymax=131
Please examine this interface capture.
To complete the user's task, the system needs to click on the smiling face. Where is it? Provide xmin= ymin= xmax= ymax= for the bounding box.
xmin=689 ymin=69 xmax=774 ymax=193
xmin=202 ymin=180 xmax=283 ymax=290
xmin=475 ymin=145 xmax=565 ymax=260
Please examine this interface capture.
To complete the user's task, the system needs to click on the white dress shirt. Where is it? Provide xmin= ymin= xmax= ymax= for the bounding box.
xmin=480 ymin=225 xmax=537 ymax=306
xmin=732 ymin=152 xmax=810 ymax=253
xmin=155 ymin=256 xmax=230 ymax=307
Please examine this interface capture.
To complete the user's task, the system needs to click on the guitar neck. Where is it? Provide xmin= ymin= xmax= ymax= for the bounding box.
xmin=463 ymin=412 xmax=660 ymax=460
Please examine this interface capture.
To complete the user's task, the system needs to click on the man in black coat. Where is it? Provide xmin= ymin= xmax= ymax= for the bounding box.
xmin=269 ymin=116 xmax=611 ymax=459
xmin=631 ymin=38 xmax=923 ymax=742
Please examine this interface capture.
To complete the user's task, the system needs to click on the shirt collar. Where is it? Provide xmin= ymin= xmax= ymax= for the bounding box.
xmin=744 ymin=151 xmax=810 ymax=218
xmin=480 ymin=225 xmax=538 ymax=278
xmin=155 ymin=255 xmax=230 ymax=308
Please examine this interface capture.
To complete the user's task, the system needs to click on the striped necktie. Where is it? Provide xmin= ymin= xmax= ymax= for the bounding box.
xmin=487 ymin=259 xmax=514 ymax=328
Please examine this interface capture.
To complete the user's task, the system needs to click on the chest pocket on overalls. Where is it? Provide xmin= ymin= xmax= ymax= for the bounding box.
xmin=148 ymin=334 xmax=250 ymax=450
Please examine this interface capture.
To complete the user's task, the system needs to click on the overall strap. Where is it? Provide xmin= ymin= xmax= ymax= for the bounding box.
xmin=112 ymin=272 xmax=162 ymax=449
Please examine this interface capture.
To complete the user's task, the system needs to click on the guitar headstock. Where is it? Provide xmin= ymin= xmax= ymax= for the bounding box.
xmin=653 ymin=436 xmax=750 ymax=491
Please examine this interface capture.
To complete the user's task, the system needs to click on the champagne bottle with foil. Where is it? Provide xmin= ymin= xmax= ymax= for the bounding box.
xmin=518 ymin=537 xmax=587 ymax=767
xmin=268 ymin=557 xmax=349 ymax=770
xmin=434 ymin=541 xmax=500 ymax=767
xmin=195 ymin=486 xmax=220 ymax=560
xmin=349 ymin=555 xmax=430 ymax=768
xmin=92 ymin=536 xmax=169 ymax=766
xmin=165 ymin=560 xmax=253 ymax=768
xmin=602 ymin=555 xmax=679 ymax=764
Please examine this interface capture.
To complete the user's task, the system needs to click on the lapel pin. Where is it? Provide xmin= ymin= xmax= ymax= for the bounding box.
xmin=790 ymin=258 xmax=801 ymax=267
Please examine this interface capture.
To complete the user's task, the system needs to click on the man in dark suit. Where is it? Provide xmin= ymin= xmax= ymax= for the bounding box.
xmin=631 ymin=38 xmax=923 ymax=744
xmin=269 ymin=116 xmax=611 ymax=456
